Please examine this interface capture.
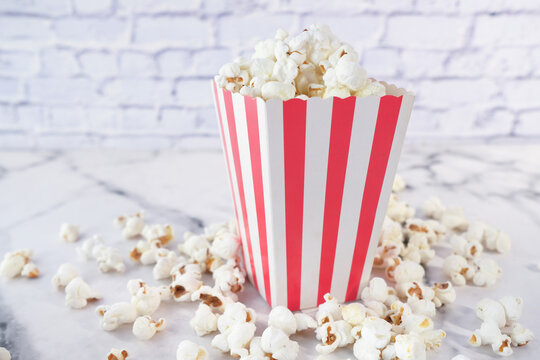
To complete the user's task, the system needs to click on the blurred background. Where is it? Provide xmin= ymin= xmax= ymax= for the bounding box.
xmin=0 ymin=0 xmax=538 ymax=149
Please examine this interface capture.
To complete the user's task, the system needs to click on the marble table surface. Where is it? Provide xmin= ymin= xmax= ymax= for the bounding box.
xmin=0 ymin=142 xmax=539 ymax=360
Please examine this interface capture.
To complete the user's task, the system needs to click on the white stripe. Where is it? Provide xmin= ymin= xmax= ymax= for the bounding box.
xmin=358 ymin=95 xmax=415 ymax=296
xmin=330 ymin=96 xmax=380 ymax=302
xmin=259 ymin=98 xmax=287 ymax=308
xmin=232 ymin=92 xmax=266 ymax=300
xmin=300 ymin=98 xmax=333 ymax=309
xmin=217 ymin=89 xmax=253 ymax=283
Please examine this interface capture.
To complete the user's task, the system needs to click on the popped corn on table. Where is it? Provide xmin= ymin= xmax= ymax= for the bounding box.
xmin=0 ymin=143 xmax=539 ymax=360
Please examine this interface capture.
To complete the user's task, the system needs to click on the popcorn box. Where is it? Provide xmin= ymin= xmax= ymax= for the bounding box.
xmin=212 ymin=81 xmax=414 ymax=311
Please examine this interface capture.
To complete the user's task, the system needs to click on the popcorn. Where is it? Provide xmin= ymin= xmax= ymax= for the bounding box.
xmin=212 ymin=302 xmax=257 ymax=357
xmin=170 ymin=272 xmax=203 ymax=302
xmin=128 ymin=279 xmax=162 ymax=316
xmin=216 ymin=25 xmax=386 ymax=101
xmin=476 ymin=298 xmax=507 ymax=328
xmin=353 ymin=338 xmax=380 ymax=360
xmin=316 ymin=293 xmax=342 ymax=325
xmin=176 ymin=340 xmax=207 ymax=360
xmin=483 ymin=226 xmax=511 ymax=254
xmin=294 ymin=312 xmax=317 ymax=332
xmin=450 ymin=235 xmax=483 ymax=259
xmin=212 ymin=262 xmax=245 ymax=296
xmin=471 ymin=258 xmax=501 ymax=287
xmin=191 ymin=286 xmax=234 ymax=313
xmin=358 ymin=317 xmax=392 ymax=349
xmin=502 ymin=323 xmax=534 ymax=346
xmin=498 ymin=296 xmax=523 ymax=325
xmin=268 ymin=306 xmax=297 ymax=336
xmin=386 ymin=194 xmax=415 ymax=223
xmin=77 ymin=235 xmax=105 ymax=260
xmin=421 ymin=197 xmax=445 ymax=220
xmin=210 ymin=232 xmax=240 ymax=260
xmin=179 ymin=234 xmax=210 ymax=264
xmin=130 ymin=239 xmax=161 ymax=265
xmin=341 ymin=302 xmax=367 ymax=327
xmin=132 ymin=315 xmax=166 ymax=340
xmin=379 ymin=216 xmax=404 ymax=246
xmin=491 ymin=335 xmax=513 ymax=356
xmin=361 ymin=277 xmax=392 ymax=303
xmin=394 ymin=333 xmax=427 ymax=360
xmin=21 ymin=262 xmax=39 ymax=278
xmin=97 ymin=302 xmax=138 ymax=331
xmin=96 ymin=246 xmax=126 ymax=273
xmin=0 ymin=347 xmax=10 ymax=360
xmin=107 ymin=349 xmax=128 ymax=360
xmin=440 ymin=207 xmax=469 ymax=232
xmin=65 ymin=277 xmax=100 ymax=309
xmin=141 ymin=223 xmax=174 ymax=245
xmin=117 ymin=212 xmax=144 ymax=239
xmin=59 ymin=223 xmax=79 ymax=243
xmin=0 ymin=249 xmax=33 ymax=278
xmin=432 ymin=282 xmax=456 ymax=307
xmin=259 ymin=326 xmax=300 ymax=360
xmin=392 ymin=174 xmax=406 ymax=193
xmin=190 ymin=303 xmax=219 ymax=336
xmin=392 ymin=260 xmax=425 ymax=284
xmin=153 ymin=249 xmax=181 ymax=280
xmin=52 ymin=263 xmax=79 ymax=289
xmin=442 ymin=254 xmax=475 ymax=286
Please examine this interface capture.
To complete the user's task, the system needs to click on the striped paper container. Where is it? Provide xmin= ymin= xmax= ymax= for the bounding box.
xmin=212 ymin=81 xmax=414 ymax=311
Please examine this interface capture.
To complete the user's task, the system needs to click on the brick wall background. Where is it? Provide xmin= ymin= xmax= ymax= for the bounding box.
xmin=0 ymin=0 xmax=539 ymax=148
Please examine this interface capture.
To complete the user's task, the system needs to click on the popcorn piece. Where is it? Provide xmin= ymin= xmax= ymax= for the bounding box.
xmin=130 ymin=282 xmax=162 ymax=316
xmin=502 ymin=323 xmax=534 ymax=346
xmin=294 ymin=312 xmax=317 ymax=332
xmin=392 ymin=260 xmax=425 ymax=284
xmin=261 ymin=81 xmax=296 ymax=100
xmin=432 ymin=281 xmax=456 ymax=307
xmin=21 ymin=262 xmax=39 ymax=278
xmin=361 ymin=277 xmax=392 ymax=303
xmin=392 ymin=174 xmax=405 ymax=193
xmin=190 ymin=303 xmax=219 ymax=336
xmin=132 ymin=315 xmax=166 ymax=340
xmin=353 ymin=338 xmax=380 ymax=360
xmin=170 ymin=272 xmax=203 ymax=302
xmin=141 ymin=223 xmax=174 ymax=245
xmin=476 ymin=298 xmax=507 ymax=328
xmin=153 ymin=249 xmax=181 ymax=280
xmin=421 ymin=329 xmax=446 ymax=350
xmin=65 ymin=277 xmax=100 ymax=309
xmin=0 ymin=347 xmax=10 ymax=360
xmin=212 ymin=302 xmax=257 ymax=357
xmin=52 ymin=263 xmax=79 ymax=289
xmin=96 ymin=246 xmax=126 ymax=273
xmin=472 ymin=258 xmax=501 ymax=287
xmin=0 ymin=249 xmax=33 ymax=278
xmin=97 ymin=302 xmax=138 ymax=331
xmin=107 ymin=349 xmax=128 ymax=360
xmin=59 ymin=223 xmax=79 ymax=243
xmin=342 ymin=302 xmax=367 ymax=327
xmin=491 ymin=335 xmax=513 ymax=356
xmin=394 ymin=333 xmax=427 ymax=360
xmin=421 ymin=197 xmax=445 ymax=220
xmin=191 ymin=286 xmax=234 ymax=313
xmin=483 ymin=226 xmax=511 ymax=254
xmin=443 ymin=254 xmax=475 ymax=286
xmin=77 ymin=235 xmax=105 ymax=260
xmin=387 ymin=194 xmax=416 ymax=223
xmin=359 ymin=317 xmax=392 ymax=349
xmin=440 ymin=207 xmax=469 ymax=232
xmin=498 ymin=296 xmax=523 ymax=325
xmin=450 ymin=235 xmax=483 ymax=259
xmin=268 ymin=306 xmax=297 ymax=336
xmin=120 ymin=212 xmax=145 ymax=239
xmin=210 ymin=232 xmax=240 ymax=260
xmin=213 ymin=262 xmax=245 ymax=296
xmin=316 ymin=293 xmax=342 ymax=325
xmin=179 ymin=234 xmax=210 ymax=264
xmin=260 ymin=326 xmax=300 ymax=360
xmin=177 ymin=340 xmax=207 ymax=360
xmin=130 ymin=239 xmax=161 ymax=265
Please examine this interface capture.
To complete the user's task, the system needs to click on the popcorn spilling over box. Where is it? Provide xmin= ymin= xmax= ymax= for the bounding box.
xmin=213 ymin=24 xmax=414 ymax=310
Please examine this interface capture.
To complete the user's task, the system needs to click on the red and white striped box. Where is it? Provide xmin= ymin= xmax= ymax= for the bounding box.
xmin=212 ymin=81 xmax=414 ymax=311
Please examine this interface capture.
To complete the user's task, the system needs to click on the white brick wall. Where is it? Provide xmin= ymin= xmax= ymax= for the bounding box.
xmin=1 ymin=0 xmax=539 ymax=148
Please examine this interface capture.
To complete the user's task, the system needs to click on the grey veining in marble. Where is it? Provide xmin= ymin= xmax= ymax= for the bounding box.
xmin=0 ymin=143 xmax=539 ymax=359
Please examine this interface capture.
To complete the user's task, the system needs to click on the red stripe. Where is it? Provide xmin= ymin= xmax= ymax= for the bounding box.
xmin=317 ymin=97 xmax=356 ymax=305
xmin=244 ymin=96 xmax=272 ymax=306
xmin=345 ymin=95 xmax=403 ymax=301
xmin=283 ymin=99 xmax=307 ymax=311
xmin=212 ymin=83 xmax=242 ymax=251
xmin=222 ymin=89 xmax=259 ymax=290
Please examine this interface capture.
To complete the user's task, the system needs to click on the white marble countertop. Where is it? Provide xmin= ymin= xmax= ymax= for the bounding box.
xmin=0 ymin=143 xmax=539 ymax=359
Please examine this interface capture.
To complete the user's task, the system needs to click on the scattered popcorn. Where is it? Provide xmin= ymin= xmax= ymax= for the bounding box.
xmin=502 ymin=323 xmax=534 ymax=346
xmin=357 ymin=317 xmax=392 ymax=349
xmin=127 ymin=279 xmax=162 ymax=316
xmin=421 ymin=197 xmax=445 ymax=220
xmin=342 ymin=302 xmax=367 ymax=327
xmin=498 ymin=296 xmax=523 ymax=325
xmin=392 ymin=260 xmax=425 ymax=284
xmin=153 ymin=249 xmax=181 ymax=280
xmin=141 ymin=223 xmax=174 ymax=245
xmin=59 ymin=223 xmax=79 ymax=243
xmin=294 ymin=312 xmax=317 ymax=332
xmin=394 ymin=333 xmax=426 ymax=360
xmin=259 ymin=326 xmax=299 ymax=360
xmin=170 ymin=270 xmax=203 ymax=302
xmin=0 ymin=249 xmax=34 ymax=279
xmin=96 ymin=246 xmax=126 ymax=273
xmin=215 ymin=25 xmax=387 ymax=101
xmin=450 ymin=235 xmax=483 ymax=259
xmin=432 ymin=282 xmax=456 ymax=307
xmin=65 ymin=277 xmax=100 ymax=309
xmin=210 ymin=232 xmax=240 ymax=260
xmin=213 ymin=261 xmax=245 ymax=296
xmin=52 ymin=263 xmax=79 ymax=289
xmin=179 ymin=234 xmax=211 ymax=264
xmin=132 ymin=315 xmax=166 ymax=340
xmin=21 ymin=262 xmax=39 ymax=278
xmin=353 ymin=338 xmax=380 ymax=360
xmin=177 ymin=340 xmax=208 ymax=360
xmin=443 ymin=254 xmax=475 ymax=286
xmin=268 ymin=306 xmax=298 ymax=336
xmin=118 ymin=212 xmax=144 ymax=239
xmin=471 ymin=258 xmax=501 ymax=287
xmin=440 ymin=206 xmax=469 ymax=232
xmin=0 ymin=347 xmax=10 ymax=360
xmin=191 ymin=286 xmax=234 ymax=313
xmin=387 ymin=194 xmax=416 ymax=223
xmin=392 ymin=174 xmax=406 ymax=193
xmin=107 ymin=349 xmax=128 ymax=360
xmin=316 ymin=293 xmax=342 ymax=325
xmin=97 ymin=302 xmax=138 ymax=331
xmin=130 ymin=239 xmax=161 ymax=265
xmin=77 ymin=235 xmax=105 ymax=260
xmin=190 ymin=303 xmax=219 ymax=336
